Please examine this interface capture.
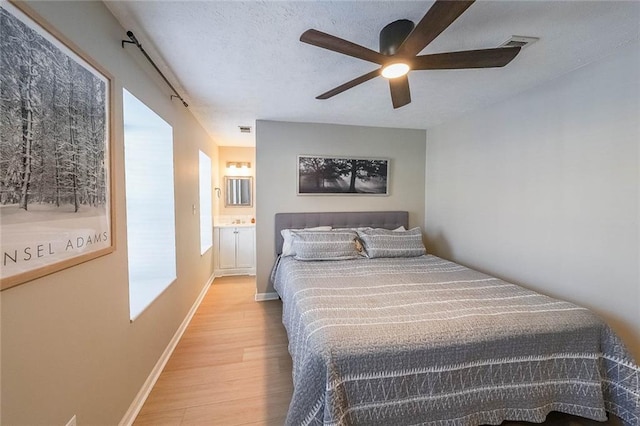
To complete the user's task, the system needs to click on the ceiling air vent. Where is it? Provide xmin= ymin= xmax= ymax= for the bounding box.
xmin=238 ymin=126 xmax=252 ymax=134
xmin=500 ymin=35 xmax=539 ymax=49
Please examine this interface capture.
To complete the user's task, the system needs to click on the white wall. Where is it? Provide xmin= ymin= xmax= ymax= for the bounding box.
xmin=256 ymin=120 xmax=426 ymax=295
xmin=426 ymin=40 xmax=640 ymax=358
xmin=1 ymin=2 xmax=218 ymax=424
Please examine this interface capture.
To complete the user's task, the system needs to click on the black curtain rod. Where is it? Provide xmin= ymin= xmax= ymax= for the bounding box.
xmin=122 ymin=31 xmax=188 ymax=108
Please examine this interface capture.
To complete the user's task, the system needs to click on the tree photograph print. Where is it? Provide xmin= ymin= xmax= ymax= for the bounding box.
xmin=0 ymin=2 xmax=112 ymax=289
xmin=298 ymin=155 xmax=389 ymax=195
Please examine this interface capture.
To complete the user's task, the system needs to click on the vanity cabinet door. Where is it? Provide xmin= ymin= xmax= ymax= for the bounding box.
xmin=235 ymin=227 xmax=255 ymax=269
xmin=218 ymin=227 xmax=238 ymax=270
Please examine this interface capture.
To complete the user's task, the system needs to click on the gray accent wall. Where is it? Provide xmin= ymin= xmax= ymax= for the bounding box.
xmin=256 ymin=120 xmax=426 ymax=295
xmin=426 ymin=40 xmax=640 ymax=358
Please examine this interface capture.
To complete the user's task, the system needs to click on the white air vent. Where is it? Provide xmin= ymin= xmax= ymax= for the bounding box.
xmin=500 ymin=35 xmax=539 ymax=49
xmin=239 ymin=126 xmax=252 ymax=134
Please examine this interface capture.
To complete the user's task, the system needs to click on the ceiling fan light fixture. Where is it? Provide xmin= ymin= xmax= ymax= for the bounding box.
xmin=381 ymin=63 xmax=410 ymax=79
xmin=301 ymin=1 xmax=523 ymax=108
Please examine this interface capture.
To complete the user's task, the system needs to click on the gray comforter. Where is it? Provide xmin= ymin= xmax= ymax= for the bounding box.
xmin=272 ymin=255 xmax=640 ymax=426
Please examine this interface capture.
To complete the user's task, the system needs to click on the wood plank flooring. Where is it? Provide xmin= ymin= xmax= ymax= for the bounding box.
xmin=134 ymin=275 xmax=621 ymax=426
xmin=134 ymin=275 xmax=292 ymax=425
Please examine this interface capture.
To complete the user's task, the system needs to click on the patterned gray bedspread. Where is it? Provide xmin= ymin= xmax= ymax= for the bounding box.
xmin=272 ymin=255 xmax=640 ymax=426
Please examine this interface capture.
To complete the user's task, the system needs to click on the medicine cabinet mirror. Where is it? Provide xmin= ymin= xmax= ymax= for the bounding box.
xmin=224 ymin=176 xmax=253 ymax=207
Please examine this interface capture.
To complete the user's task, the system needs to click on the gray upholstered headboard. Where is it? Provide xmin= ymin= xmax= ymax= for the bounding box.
xmin=274 ymin=211 xmax=409 ymax=254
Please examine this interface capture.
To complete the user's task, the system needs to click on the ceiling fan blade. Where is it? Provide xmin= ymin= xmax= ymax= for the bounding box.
xmin=301 ymin=29 xmax=387 ymax=65
xmin=398 ymin=0 xmax=475 ymax=57
xmin=412 ymin=46 xmax=521 ymax=70
xmin=316 ymin=69 xmax=381 ymax=100
xmin=389 ymin=75 xmax=411 ymax=109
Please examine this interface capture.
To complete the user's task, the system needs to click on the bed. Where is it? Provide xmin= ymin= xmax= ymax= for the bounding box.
xmin=271 ymin=211 xmax=639 ymax=426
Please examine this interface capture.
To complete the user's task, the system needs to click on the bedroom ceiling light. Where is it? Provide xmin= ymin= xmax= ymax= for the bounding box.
xmin=381 ymin=62 xmax=410 ymax=79
xmin=227 ymin=161 xmax=251 ymax=169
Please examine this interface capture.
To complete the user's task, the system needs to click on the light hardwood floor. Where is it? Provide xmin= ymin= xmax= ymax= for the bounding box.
xmin=134 ymin=275 xmax=621 ymax=426
xmin=134 ymin=275 xmax=292 ymax=425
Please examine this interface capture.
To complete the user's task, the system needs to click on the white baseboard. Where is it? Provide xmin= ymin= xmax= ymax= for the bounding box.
xmin=255 ymin=292 xmax=279 ymax=301
xmin=119 ymin=273 xmax=215 ymax=426
xmin=214 ymin=268 xmax=256 ymax=277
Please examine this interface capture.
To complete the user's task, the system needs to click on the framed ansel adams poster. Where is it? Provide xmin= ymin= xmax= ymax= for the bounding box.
xmin=0 ymin=1 xmax=114 ymax=290
xmin=297 ymin=155 xmax=389 ymax=195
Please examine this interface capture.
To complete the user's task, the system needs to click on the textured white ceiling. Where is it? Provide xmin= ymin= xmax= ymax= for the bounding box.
xmin=105 ymin=1 xmax=640 ymax=147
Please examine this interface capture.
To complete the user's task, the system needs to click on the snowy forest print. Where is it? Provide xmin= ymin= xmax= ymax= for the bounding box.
xmin=0 ymin=2 xmax=112 ymax=289
xmin=298 ymin=156 xmax=389 ymax=195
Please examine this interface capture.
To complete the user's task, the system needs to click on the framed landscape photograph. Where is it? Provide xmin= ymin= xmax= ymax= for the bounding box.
xmin=0 ymin=1 xmax=114 ymax=290
xmin=297 ymin=155 xmax=389 ymax=195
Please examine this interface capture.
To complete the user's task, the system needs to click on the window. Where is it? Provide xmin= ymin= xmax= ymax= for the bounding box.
xmin=123 ymin=89 xmax=176 ymax=320
xmin=199 ymin=151 xmax=212 ymax=254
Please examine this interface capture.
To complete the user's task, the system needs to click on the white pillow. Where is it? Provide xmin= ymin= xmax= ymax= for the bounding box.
xmin=342 ymin=226 xmax=405 ymax=232
xmin=281 ymin=226 xmax=332 ymax=256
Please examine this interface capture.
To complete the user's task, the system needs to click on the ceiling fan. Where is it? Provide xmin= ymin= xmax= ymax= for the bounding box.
xmin=300 ymin=0 xmax=521 ymax=109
